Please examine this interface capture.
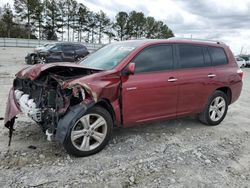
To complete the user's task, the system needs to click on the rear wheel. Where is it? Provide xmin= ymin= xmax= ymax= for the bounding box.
xmin=63 ymin=106 xmax=113 ymax=157
xmin=199 ymin=91 xmax=228 ymax=126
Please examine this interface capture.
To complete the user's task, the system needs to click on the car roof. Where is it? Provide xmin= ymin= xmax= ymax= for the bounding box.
xmin=115 ymin=38 xmax=228 ymax=48
xmin=54 ymin=42 xmax=86 ymax=46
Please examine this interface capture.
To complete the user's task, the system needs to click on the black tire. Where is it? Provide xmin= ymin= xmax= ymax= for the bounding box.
xmin=199 ymin=90 xmax=228 ymax=126
xmin=63 ymin=106 xmax=113 ymax=157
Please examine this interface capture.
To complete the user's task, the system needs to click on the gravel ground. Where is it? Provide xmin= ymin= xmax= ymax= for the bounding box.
xmin=0 ymin=47 xmax=249 ymax=188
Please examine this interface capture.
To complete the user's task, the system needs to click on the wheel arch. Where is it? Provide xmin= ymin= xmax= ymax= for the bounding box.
xmin=215 ymin=87 xmax=232 ymax=104
xmin=95 ymin=99 xmax=117 ymax=127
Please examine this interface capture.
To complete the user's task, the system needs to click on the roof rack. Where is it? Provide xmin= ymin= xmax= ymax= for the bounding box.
xmin=168 ymin=37 xmax=225 ymax=45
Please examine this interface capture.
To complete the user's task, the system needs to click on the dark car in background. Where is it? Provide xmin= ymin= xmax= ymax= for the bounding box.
xmin=25 ymin=42 xmax=89 ymax=64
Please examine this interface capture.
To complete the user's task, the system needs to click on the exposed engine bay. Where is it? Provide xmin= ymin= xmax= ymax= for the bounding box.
xmin=12 ymin=67 xmax=98 ymax=134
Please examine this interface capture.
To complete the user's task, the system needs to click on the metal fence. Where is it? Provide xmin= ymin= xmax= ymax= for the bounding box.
xmin=0 ymin=38 xmax=103 ymax=52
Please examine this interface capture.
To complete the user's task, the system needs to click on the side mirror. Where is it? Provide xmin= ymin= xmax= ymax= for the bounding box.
xmin=127 ymin=62 xmax=135 ymax=75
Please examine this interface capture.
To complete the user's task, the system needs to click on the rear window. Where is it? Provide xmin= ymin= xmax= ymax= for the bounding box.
xmin=208 ymin=47 xmax=228 ymax=65
xmin=179 ymin=45 xmax=205 ymax=68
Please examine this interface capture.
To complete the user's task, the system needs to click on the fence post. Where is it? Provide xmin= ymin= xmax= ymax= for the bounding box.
xmin=3 ymin=38 xmax=5 ymax=47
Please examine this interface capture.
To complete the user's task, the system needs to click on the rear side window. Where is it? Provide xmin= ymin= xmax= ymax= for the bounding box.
xmin=133 ymin=45 xmax=173 ymax=73
xmin=208 ymin=47 xmax=228 ymax=65
xmin=178 ymin=45 xmax=205 ymax=68
xmin=74 ymin=44 xmax=86 ymax=50
xmin=62 ymin=45 xmax=74 ymax=52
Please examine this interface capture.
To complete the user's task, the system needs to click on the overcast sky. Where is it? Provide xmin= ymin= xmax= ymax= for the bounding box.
xmin=1 ymin=0 xmax=250 ymax=54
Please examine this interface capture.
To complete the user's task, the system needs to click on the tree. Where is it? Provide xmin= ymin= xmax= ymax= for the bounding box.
xmin=86 ymin=11 xmax=97 ymax=43
xmin=96 ymin=10 xmax=111 ymax=43
xmin=154 ymin=21 xmax=174 ymax=39
xmin=32 ymin=0 xmax=44 ymax=39
xmin=43 ymin=0 xmax=61 ymax=40
xmin=144 ymin=16 xmax=157 ymax=38
xmin=58 ymin=0 xmax=66 ymax=41
xmin=14 ymin=0 xmax=37 ymax=39
xmin=115 ymin=11 xmax=129 ymax=41
xmin=127 ymin=11 xmax=145 ymax=39
xmin=64 ymin=0 xmax=77 ymax=41
xmin=2 ymin=3 xmax=14 ymax=38
xmin=75 ymin=3 xmax=88 ymax=42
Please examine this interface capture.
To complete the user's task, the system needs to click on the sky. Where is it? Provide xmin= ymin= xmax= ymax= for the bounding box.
xmin=1 ymin=0 xmax=250 ymax=54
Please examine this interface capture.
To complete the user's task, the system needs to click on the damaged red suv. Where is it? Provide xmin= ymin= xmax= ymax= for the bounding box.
xmin=4 ymin=38 xmax=243 ymax=157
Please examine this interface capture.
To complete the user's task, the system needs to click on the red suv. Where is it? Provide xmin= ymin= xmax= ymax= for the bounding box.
xmin=4 ymin=38 xmax=243 ymax=156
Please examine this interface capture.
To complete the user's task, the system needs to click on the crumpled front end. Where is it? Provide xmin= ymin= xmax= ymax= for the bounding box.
xmin=4 ymin=88 xmax=20 ymax=128
xmin=4 ymin=64 xmax=104 ymax=144
xmin=4 ymin=63 xmax=122 ymax=146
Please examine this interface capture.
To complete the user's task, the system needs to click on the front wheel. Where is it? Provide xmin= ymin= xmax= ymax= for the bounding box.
xmin=199 ymin=91 xmax=228 ymax=126
xmin=63 ymin=106 xmax=113 ymax=157
xmin=39 ymin=56 xmax=47 ymax=64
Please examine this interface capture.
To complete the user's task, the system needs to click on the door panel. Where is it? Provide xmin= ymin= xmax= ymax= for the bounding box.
xmin=48 ymin=45 xmax=62 ymax=62
xmin=176 ymin=67 xmax=216 ymax=116
xmin=122 ymin=71 xmax=178 ymax=126
xmin=121 ymin=44 xmax=179 ymax=126
xmin=176 ymin=44 xmax=216 ymax=115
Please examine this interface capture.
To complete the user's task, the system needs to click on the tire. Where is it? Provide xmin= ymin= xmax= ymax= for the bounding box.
xmin=39 ymin=56 xmax=47 ymax=64
xmin=199 ymin=90 xmax=228 ymax=126
xmin=63 ymin=106 xmax=113 ymax=157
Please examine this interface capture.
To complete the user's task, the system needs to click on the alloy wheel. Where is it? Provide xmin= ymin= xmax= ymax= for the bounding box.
xmin=209 ymin=96 xmax=226 ymax=121
xmin=70 ymin=114 xmax=107 ymax=151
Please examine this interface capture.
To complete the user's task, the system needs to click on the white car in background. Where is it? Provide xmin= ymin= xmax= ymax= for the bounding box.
xmin=235 ymin=57 xmax=246 ymax=68
xmin=238 ymin=55 xmax=250 ymax=67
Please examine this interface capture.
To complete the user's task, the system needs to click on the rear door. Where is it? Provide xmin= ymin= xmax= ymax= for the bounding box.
xmin=176 ymin=44 xmax=216 ymax=115
xmin=62 ymin=44 xmax=76 ymax=62
xmin=121 ymin=44 xmax=179 ymax=126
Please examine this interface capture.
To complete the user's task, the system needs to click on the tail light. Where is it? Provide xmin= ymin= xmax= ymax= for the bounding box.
xmin=237 ymin=69 xmax=243 ymax=79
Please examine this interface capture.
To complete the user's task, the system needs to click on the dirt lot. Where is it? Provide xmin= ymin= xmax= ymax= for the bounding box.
xmin=0 ymin=47 xmax=249 ymax=188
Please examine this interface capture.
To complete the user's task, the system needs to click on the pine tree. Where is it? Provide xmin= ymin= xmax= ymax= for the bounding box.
xmin=43 ymin=0 xmax=61 ymax=40
xmin=32 ymin=0 xmax=44 ymax=39
xmin=2 ymin=3 xmax=14 ymax=38
xmin=96 ymin=10 xmax=110 ymax=44
xmin=115 ymin=11 xmax=129 ymax=41
xmin=14 ymin=0 xmax=37 ymax=39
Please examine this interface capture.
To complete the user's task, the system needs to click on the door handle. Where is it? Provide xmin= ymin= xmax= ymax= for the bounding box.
xmin=208 ymin=73 xmax=216 ymax=78
xmin=126 ymin=87 xmax=137 ymax=91
xmin=168 ymin=77 xmax=178 ymax=82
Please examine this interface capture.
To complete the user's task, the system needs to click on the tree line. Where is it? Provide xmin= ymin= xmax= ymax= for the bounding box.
xmin=0 ymin=0 xmax=174 ymax=43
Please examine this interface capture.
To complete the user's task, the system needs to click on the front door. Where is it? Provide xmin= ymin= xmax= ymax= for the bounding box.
xmin=121 ymin=44 xmax=178 ymax=126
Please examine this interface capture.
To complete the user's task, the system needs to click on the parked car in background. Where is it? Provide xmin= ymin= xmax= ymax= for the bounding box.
xmin=25 ymin=42 xmax=89 ymax=64
xmin=238 ymin=55 xmax=250 ymax=67
xmin=235 ymin=56 xmax=246 ymax=68
xmin=6 ymin=39 xmax=243 ymax=157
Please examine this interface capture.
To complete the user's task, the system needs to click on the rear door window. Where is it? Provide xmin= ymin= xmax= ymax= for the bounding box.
xmin=208 ymin=47 xmax=228 ymax=65
xmin=62 ymin=45 xmax=74 ymax=52
xmin=133 ymin=45 xmax=174 ymax=73
xmin=178 ymin=45 xmax=205 ymax=68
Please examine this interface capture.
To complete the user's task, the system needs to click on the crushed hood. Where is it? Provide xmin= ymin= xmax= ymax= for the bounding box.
xmin=16 ymin=62 xmax=101 ymax=80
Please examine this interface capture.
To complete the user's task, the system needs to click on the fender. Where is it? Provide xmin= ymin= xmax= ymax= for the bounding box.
xmin=55 ymin=102 xmax=94 ymax=143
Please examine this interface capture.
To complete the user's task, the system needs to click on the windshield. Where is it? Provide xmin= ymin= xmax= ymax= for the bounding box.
xmin=79 ymin=42 xmax=138 ymax=70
